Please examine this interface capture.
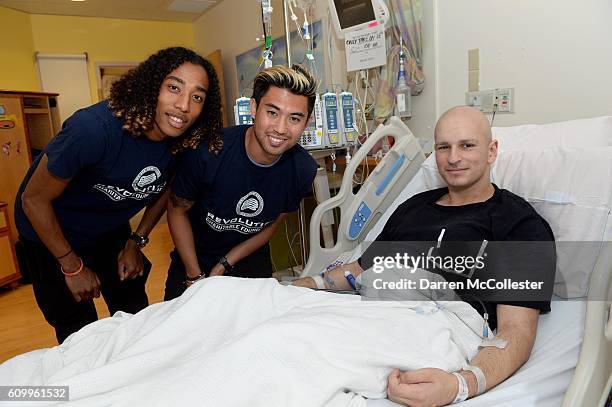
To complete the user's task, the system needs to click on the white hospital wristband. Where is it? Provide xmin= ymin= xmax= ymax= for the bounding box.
xmin=451 ymin=372 xmax=469 ymax=403
xmin=311 ymin=275 xmax=326 ymax=289
xmin=464 ymin=365 xmax=486 ymax=396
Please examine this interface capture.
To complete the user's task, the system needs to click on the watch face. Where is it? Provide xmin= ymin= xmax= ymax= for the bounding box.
xmin=131 ymin=234 xmax=148 ymax=247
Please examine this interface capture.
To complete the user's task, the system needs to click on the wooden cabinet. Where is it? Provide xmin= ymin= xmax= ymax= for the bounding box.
xmin=0 ymin=90 xmax=60 ymax=244
xmin=0 ymin=203 xmax=20 ymax=286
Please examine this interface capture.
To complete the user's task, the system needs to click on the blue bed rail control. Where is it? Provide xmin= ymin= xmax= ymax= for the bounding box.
xmin=375 ymin=153 xmax=407 ymax=196
xmin=348 ymin=202 xmax=372 ymax=239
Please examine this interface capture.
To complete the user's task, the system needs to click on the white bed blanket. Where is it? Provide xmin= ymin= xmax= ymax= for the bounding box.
xmin=0 ymin=277 xmax=484 ymax=407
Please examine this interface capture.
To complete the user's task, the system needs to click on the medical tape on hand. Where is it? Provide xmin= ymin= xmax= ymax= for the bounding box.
xmin=464 ymin=365 xmax=486 ymax=396
xmin=312 ymin=275 xmax=326 ymax=289
xmin=451 ymin=372 xmax=469 ymax=403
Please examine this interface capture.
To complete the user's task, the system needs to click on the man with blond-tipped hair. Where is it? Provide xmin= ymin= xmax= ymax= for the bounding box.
xmin=292 ymin=106 xmax=556 ymax=406
xmin=164 ymin=65 xmax=318 ymax=300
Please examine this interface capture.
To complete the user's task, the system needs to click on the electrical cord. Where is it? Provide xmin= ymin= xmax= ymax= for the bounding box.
xmin=491 ymin=101 xmax=498 ymax=127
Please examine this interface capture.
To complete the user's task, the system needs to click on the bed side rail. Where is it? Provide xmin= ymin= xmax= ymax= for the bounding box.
xmin=562 ymin=241 xmax=612 ymax=406
xmin=301 ymin=117 xmax=425 ymax=277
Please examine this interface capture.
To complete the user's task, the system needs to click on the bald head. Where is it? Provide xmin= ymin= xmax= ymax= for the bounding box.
xmin=434 ymin=106 xmax=492 ymax=143
xmin=433 ymin=106 xmax=498 ymax=198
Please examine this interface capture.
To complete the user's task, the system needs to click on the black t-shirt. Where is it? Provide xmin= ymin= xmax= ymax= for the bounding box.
xmin=372 ymin=185 xmax=556 ymax=330
xmin=15 ymin=101 xmax=175 ymax=249
xmin=172 ymin=125 xmax=317 ymax=262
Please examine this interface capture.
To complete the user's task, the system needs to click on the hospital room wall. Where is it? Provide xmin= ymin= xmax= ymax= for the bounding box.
xmin=0 ymin=7 xmax=194 ymax=99
xmin=433 ymin=0 xmax=612 ymax=127
xmin=29 ymin=14 xmax=195 ymax=103
xmin=0 ymin=7 xmax=39 ymax=91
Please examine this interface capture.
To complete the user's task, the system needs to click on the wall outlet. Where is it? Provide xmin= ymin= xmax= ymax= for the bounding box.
xmin=495 ymin=88 xmax=514 ymax=113
xmin=465 ymin=89 xmax=495 ymax=113
xmin=466 ymin=87 xmax=515 ymax=114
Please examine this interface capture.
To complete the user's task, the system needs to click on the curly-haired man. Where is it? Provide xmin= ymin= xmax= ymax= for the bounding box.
xmin=14 ymin=47 xmax=223 ymax=343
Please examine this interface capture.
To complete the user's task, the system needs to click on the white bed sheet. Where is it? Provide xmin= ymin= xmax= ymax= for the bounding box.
xmin=366 ymin=298 xmax=586 ymax=407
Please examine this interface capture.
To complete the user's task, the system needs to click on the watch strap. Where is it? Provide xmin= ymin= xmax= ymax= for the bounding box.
xmin=219 ymin=256 xmax=233 ymax=273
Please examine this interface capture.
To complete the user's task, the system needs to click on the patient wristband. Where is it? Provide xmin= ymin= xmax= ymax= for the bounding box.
xmin=451 ymin=372 xmax=469 ymax=403
xmin=464 ymin=365 xmax=486 ymax=396
xmin=312 ymin=275 xmax=326 ymax=289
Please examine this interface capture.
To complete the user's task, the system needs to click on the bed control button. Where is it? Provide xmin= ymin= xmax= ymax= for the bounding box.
xmin=348 ymin=202 xmax=372 ymax=240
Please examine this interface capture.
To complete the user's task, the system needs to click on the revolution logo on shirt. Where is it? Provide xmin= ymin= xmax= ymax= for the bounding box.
xmin=236 ymin=191 xmax=264 ymax=217
xmin=93 ymin=166 xmax=166 ymax=201
xmin=205 ymin=212 xmax=271 ymax=235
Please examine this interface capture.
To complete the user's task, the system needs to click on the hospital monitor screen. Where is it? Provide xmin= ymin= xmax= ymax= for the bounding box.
xmin=328 ymin=0 xmax=388 ymax=37
xmin=336 ymin=0 xmax=375 ymax=29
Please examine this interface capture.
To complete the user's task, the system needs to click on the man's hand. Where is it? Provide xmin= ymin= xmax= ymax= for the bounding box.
xmin=208 ymin=263 xmax=225 ymax=277
xmin=291 ymin=277 xmax=316 ymax=288
xmin=117 ymin=240 xmax=144 ymax=281
xmin=387 ymin=368 xmax=458 ymax=407
xmin=64 ymin=266 xmax=101 ymax=302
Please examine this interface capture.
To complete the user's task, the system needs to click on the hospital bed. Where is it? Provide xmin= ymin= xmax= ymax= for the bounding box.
xmin=302 ymin=116 xmax=612 ymax=406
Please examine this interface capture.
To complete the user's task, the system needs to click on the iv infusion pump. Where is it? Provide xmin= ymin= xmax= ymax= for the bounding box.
xmin=323 ymin=92 xmax=341 ymax=146
xmin=299 ymin=91 xmax=357 ymax=151
xmin=300 ymin=93 xmax=324 ymax=149
xmin=234 ymin=97 xmax=253 ymax=125
xmin=339 ymin=92 xmax=357 ymax=144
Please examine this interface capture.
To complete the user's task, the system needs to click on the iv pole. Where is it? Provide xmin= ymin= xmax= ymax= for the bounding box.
xmin=281 ymin=0 xmax=312 ymax=267
xmin=283 ymin=1 xmax=336 ymax=266
xmin=283 ymin=0 xmax=292 ymax=67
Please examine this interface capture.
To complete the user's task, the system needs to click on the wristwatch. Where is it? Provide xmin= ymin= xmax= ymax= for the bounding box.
xmin=219 ymin=255 xmax=234 ymax=274
xmin=129 ymin=233 xmax=149 ymax=248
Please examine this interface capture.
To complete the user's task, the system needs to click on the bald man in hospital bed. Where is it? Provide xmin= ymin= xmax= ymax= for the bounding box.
xmin=292 ymin=106 xmax=556 ymax=406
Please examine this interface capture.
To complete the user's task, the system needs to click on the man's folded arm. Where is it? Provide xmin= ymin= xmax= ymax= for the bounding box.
xmin=387 ymin=303 xmax=540 ymax=406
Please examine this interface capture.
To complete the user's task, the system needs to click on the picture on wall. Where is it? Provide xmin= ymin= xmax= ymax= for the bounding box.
xmin=235 ymin=20 xmax=326 ymax=97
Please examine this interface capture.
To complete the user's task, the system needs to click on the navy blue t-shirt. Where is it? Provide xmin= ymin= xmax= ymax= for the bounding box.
xmin=172 ymin=125 xmax=317 ymax=260
xmin=15 ymin=101 xmax=175 ymax=249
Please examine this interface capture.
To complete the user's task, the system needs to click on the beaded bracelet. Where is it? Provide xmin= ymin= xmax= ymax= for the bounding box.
xmin=186 ymin=273 xmax=204 ymax=282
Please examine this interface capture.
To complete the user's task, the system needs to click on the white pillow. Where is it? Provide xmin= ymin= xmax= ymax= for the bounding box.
xmin=492 ymin=115 xmax=612 ymax=151
xmin=384 ymin=146 xmax=612 ymax=298
xmin=492 ymin=147 xmax=612 ymax=298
